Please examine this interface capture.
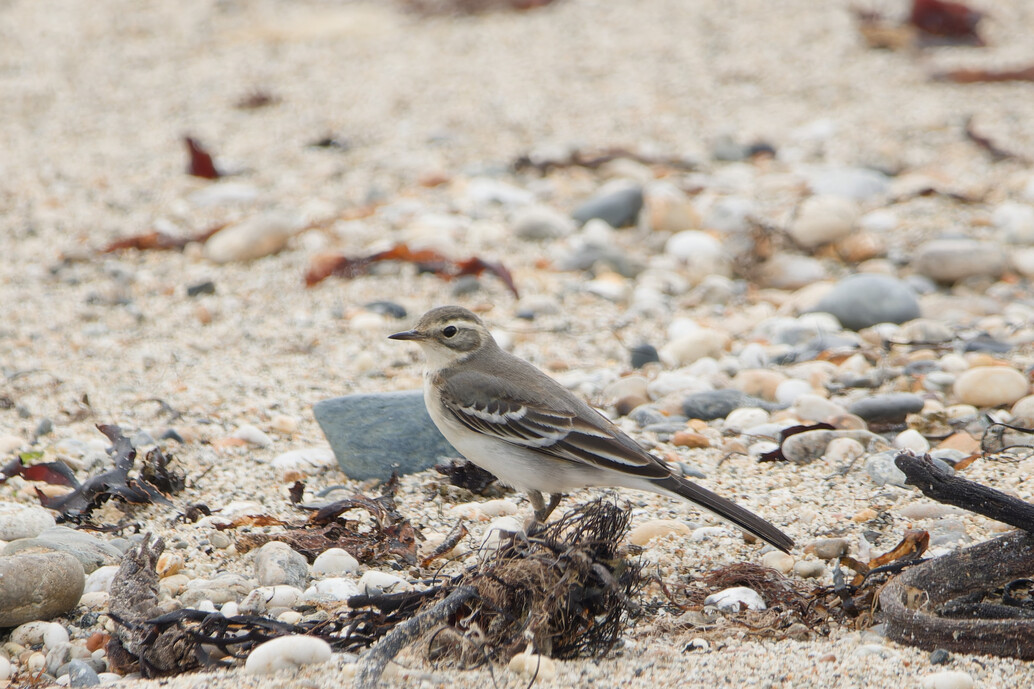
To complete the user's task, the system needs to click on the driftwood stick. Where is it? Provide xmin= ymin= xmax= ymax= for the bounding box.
xmin=354 ymin=586 xmax=478 ymax=689
xmin=894 ymin=452 xmax=1034 ymax=533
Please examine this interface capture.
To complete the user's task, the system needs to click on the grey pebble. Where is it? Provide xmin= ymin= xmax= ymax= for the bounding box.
xmin=681 ymin=390 xmax=773 ymax=421
xmin=812 ymin=274 xmax=920 ymax=331
xmin=255 ymin=541 xmax=309 ymax=588
xmin=0 ymin=552 xmax=85 ymax=626
xmin=630 ymin=344 xmax=660 ymax=369
xmin=930 ymin=648 xmax=952 ymax=665
xmin=186 ymin=280 xmax=216 ymax=297
xmin=571 ymin=185 xmax=643 ymax=228
xmin=210 ymin=531 xmax=231 ymax=549
xmin=314 ymin=391 xmax=459 ymax=480
xmin=556 ymin=243 xmax=643 ymax=278
xmin=364 ymin=301 xmax=407 ymax=319
xmin=628 ymin=404 xmax=667 ymax=428
xmin=865 ymin=451 xmax=909 ymax=487
xmin=67 ymin=659 xmax=101 ymax=688
xmin=36 ymin=417 xmax=54 ymax=437
xmin=848 ymin=393 xmax=925 ymax=425
xmin=2 ymin=526 xmax=123 ymax=573
xmin=806 ymin=537 xmax=850 ymax=560
xmin=450 ymin=275 xmax=482 ymax=296
xmin=911 ymin=239 xmax=1006 ymax=284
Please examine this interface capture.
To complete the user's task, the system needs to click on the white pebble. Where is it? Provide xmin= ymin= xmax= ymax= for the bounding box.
xmin=704 ymin=586 xmax=766 ymax=611
xmin=508 ymin=651 xmax=557 ymax=680
xmin=825 ymin=437 xmax=865 ymax=464
xmin=920 ymin=670 xmax=974 ymax=689
xmin=789 ymin=195 xmax=859 ymax=248
xmin=78 ymin=592 xmax=110 ymax=608
xmin=203 ymin=210 xmax=304 ymax=264
xmin=792 ymin=393 xmax=846 ymax=422
xmin=311 ymin=548 xmax=359 ymax=577
xmin=793 ymin=560 xmax=826 ymax=579
xmin=723 ymin=407 xmax=770 ymax=433
xmin=358 ymin=570 xmax=411 ymax=595
xmin=233 ymin=424 xmax=273 ymax=448
xmin=244 ymin=635 xmax=332 ymax=675
xmin=894 ymin=428 xmax=930 ymax=452
xmin=277 ymin=610 xmax=303 ymax=625
xmin=0 ymin=655 xmax=9 ymax=681
xmin=43 ymin=622 xmax=69 ymax=650
xmin=448 ymin=499 xmax=517 ymax=520
xmin=304 ymin=577 xmax=361 ymax=603
xmin=627 ymin=519 xmax=691 ymax=546
xmin=11 ymin=620 xmax=54 ymax=646
xmin=0 ymin=502 xmax=56 ymax=540
xmin=27 ymin=651 xmax=46 ymax=673
xmin=775 ymin=379 xmax=813 ymax=405
xmin=239 ymin=585 xmax=303 ymax=614
xmin=270 ymin=414 xmax=299 ymax=434
xmin=760 ymin=550 xmax=795 ymax=574
xmin=954 ymin=366 xmax=1030 ymax=407
xmin=221 ymin=601 xmax=240 ymax=617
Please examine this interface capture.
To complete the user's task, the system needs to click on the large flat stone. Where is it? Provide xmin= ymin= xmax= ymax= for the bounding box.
xmin=313 ymin=391 xmax=459 ymax=481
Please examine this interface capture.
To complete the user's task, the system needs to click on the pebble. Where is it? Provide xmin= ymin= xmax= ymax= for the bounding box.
xmin=243 ymin=635 xmax=332 ymax=675
xmin=313 ymin=391 xmax=458 ymax=480
xmin=911 ymin=239 xmax=1006 ymax=284
xmin=508 ymin=651 xmax=557 ymax=681
xmin=0 ymin=434 xmax=27 ymax=454
xmin=894 ymin=428 xmax=930 ymax=452
xmin=0 ymin=502 xmax=56 ymax=540
xmin=731 ymin=370 xmax=785 ymax=402
xmin=929 ymin=648 xmax=952 ymax=665
xmin=448 ymin=499 xmax=518 ymax=520
xmin=788 ymin=195 xmax=858 ymax=248
xmin=775 ymin=379 xmax=813 ymax=405
xmin=358 ymin=570 xmax=411 ymax=595
xmin=627 ymin=519 xmax=692 ymax=546
xmin=303 ymin=577 xmax=361 ymax=604
xmin=659 ymin=329 xmax=729 ymax=366
xmin=691 ymin=526 xmax=732 ymax=542
xmin=865 ymin=451 xmax=909 ymax=487
xmin=757 ymin=253 xmax=829 ymax=290
xmin=512 ymin=205 xmax=576 ymax=240
xmin=805 ymin=538 xmax=850 ymax=560
xmin=793 ymin=561 xmax=826 ymax=579
xmin=919 ymin=670 xmax=974 ymax=689
xmin=188 ymin=181 xmax=260 ymax=207
xmin=0 ymin=656 xmax=9 ymax=681
xmin=203 ymin=210 xmax=304 ymax=264
xmin=664 ymin=231 xmax=732 ymax=282
xmin=791 ymin=395 xmax=848 ymax=423
xmin=704 ymin=586 xmax=766 ymax=611
xmin=480 ymin=516 xmax=525 ymax=553
xmin=232 ymin=424 xmax=273 ymax=448
xmin=824 ymin=437 xmax=865 ymax=464
xmin=67 ymin=658 xmax=100 ymax=688
xmin=239 ymin=585 xmax=303 ymax=615
xmin=953 ymin=366 xmax=1030 ymax=407
xmin=571 ymin=184 xmax=643 ymax=228
xmin=0 ymin=552 xmax=84 ymax=626
xmin=2 ymin=526 xmax=122 ymax=573
xmin=723 ymin=407 xmax=770 ymax=433
xmin=994 ymin=201 xmax=1034 ymax=244
xmin=671 ymin=431 xmax=710 ymax=448
xmin=812 ymin=274 xmax=920 ymax=331
xmin=83 ymin=565 xmax=119 ymax=594
xmin=705 ymin=196 xmax=754 ymax=233
xmin=630 ymin=344 xmax=660 ymax=369
xmin=681 ymin=390 xmax=769 ymax=421
xmin=255 ymin=541 xmax=309 ymax=588
xmin=760 ymin=550 xmax=795 ymax=574
xmin=645 ymin=182 xmax=699 ymax=232
xmin=270 ymin=447 xmax=336 ymax=476
xmin=311 ymin=548 xmax=359 ymax=577
xmin=804 ymin=166 xmax=890 ymax=200
xmin=848 ymin=393 xmax=925 ymax=425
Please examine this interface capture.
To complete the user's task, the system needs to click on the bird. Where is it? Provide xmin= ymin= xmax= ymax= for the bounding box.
xmin=389 ymin=305 xmax=793 ymax=553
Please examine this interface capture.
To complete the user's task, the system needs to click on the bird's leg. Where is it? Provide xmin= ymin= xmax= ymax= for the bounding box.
xmin=528 ymin=491 xmax=564 ymax=521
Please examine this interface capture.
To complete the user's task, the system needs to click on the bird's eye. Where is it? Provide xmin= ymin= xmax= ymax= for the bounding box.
xmin=442 ymin=325 xmax=458 ymax=338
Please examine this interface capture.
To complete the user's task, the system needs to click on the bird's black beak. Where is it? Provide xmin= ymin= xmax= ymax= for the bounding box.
xmin=388 ymin=329 xmax=423 ymax=341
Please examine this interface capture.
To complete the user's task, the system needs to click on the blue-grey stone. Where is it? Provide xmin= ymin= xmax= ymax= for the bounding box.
xmin=364 ymin=301 xmax=407 ymax=319
xmin=681 ymin=390 xmax=773 ymax=421
xmin=630 ymin=344 xmax=660 ymax=369
xmin=627 ymin=404 xmax=667 ymax=428
xmin=812 ymin=274 xmax=920 ymax=331
xmin=556 ymin=243 xmax=643 ymax=278
xmin=314 ymin=391 xmax=459 ymax=480
xmin=571 ymin=186 xmax=643 ymax=228
xmin=929 ymin=648 xmax=951 ymax=665
xmin=864 ymin=451 xmax=908 ymax=487
xmin=67 ymin=659 xmax=100 ymax=687
xmin=848 ymin=393 xmax=925 ymax=425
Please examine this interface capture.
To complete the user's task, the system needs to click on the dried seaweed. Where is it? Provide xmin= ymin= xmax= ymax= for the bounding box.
xmin=399 ymin=0 xmax=557 ymax=15
xmin=227 ymin=476 xmax=419 ymax=566
xmin=434 ymin=458 xmax=498 ymax=495
xmin=185 ymin=136 xmax=221 ymax=179
xmin=4 ymin=425 xmax=184 ymax=524
xmin=909 ymin=0 xmax=984 ymax=45
xmin=937 ymin=65 xmax=1034 ymax=84
xmin=304 ymin=243 xmax=519 ymax=297
xmin=102 ymin=224 xmax=226 ymax=253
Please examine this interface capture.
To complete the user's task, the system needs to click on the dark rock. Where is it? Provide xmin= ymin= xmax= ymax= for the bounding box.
xmin=571 ymin=186 xmax=644 ymax=228
xmin=186 ymin=281 xmax=216 ymax=297
xmin=848 ymin=393 xmax=925 ymax=425
xmin=962 ymin=334 xmax=1012 ymax=354
xmin=681 ymin=390 xmax=772 ymax=421
xmin=0 ymin=552 xmax=85 ymax=626
xmin=314 ymin=391 xmax=459 ymax=480
xmin=929 ymin=648 xmax=951 ymax=665
xmin=364 ymin=301 xmax=407 ymax=319
xmin=812 ymin=274 xmax=920 ymax=331
xmin=630 ymin=344 xmax=660 ymax=369
xmin=160 ymin=428 xmax=185 ymax=443
xmin=35 ymin=417 xmax=54 ymax=437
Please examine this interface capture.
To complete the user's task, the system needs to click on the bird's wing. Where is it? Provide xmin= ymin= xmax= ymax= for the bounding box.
xmin=438 ymin=369 xmax=670 ymax=479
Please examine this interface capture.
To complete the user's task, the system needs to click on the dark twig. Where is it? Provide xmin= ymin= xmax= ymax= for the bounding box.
xmin=894 ymin=452 xmax=1034 ymax=533
xmin=354 ymin=586 xmax=478 ymax=689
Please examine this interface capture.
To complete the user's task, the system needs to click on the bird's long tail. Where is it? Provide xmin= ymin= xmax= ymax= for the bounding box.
xmin=652 ymin=475 xmax=794 ymax=553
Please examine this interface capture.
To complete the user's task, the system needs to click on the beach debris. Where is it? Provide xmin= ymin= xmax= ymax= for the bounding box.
xmin=184 ymin=135 xmax=221 ymax=179
xmin=434 ymin=458 xmax=498 ymax=495
xmin=304 ymin=242 xmax=518 ymax=297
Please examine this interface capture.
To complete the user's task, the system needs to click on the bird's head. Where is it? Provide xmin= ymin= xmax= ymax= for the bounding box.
xmin=388 ymin=305 xmax=495 ymax=368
